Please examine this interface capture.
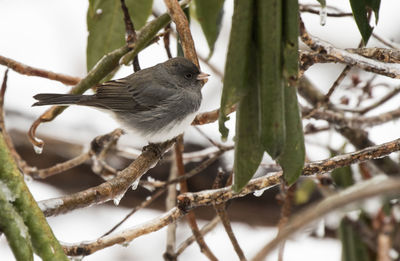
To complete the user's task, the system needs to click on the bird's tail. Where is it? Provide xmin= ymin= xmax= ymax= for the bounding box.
xmin=32 ymin=94 xmax=91 ymax=106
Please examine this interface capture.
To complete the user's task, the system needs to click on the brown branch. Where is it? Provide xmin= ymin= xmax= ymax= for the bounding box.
xmin=298 ymin=76 xmax=400 ymax=175
xmin=64 ymin=207 xmax=184 ymax=256
xmin=299 ymin=5 xmax=352 ymax=17
xmin=276 ymin=184 xmax=296 ymax=261
xmin=175 ymin=215 xmax=220 ymax=257
xmin=299 ymin=17 xmax=400 ymax=79
xmin=212 ymin=170 xmax=246 ymax=261
xmin=39 ymin=139 xmax=175 ymax=217
xmin=33 ymin=153 xmax=90 ymax=179
xmin=251 ymin=176 xmax=400 ymax=260
xmin=120 ymin=0 xmax=141 ymax=72
xmin=192 ymin=105 xmax=236 ymax=126
xmin=0 ymin=55 xmax=81 ymax=85
xmin=163 ymin=0 xmax=199 ymax=67
xmin=62 ymin=137 xmax=400 ymax=256
xmin=174 ymin=135 xmax=218 ymax=261
xmin=346 ymin=47 xmax=400 ymax=64
xmin=178 ymin=136 xmax=400 ymax=210
xmin=101 ymin=188 xmax=166 ymax=237
xmin=164 ymin=151 xmax=178 ymax=261
xmin=163 ymin=24 xmax=173 ymax=59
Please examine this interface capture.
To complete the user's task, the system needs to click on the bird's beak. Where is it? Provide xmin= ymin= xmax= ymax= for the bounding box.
xmin=197 ymin=72 xmax=210 ymax=81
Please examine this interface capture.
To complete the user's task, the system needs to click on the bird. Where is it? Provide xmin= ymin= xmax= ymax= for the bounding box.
xmin=32 ymin=57 xmax=209 ymax=143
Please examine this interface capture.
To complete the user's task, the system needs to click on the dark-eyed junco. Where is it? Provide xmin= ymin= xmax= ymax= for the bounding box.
xmin=33 ymin=57 xmax=209 ymax=142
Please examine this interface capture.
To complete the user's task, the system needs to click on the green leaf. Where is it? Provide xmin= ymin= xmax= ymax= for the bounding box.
xmin=256 ymin=0 xmax=285 ymax=158
xmin=282 ymin=0 xmax=299 ymax=84
xmin=332 ymin=165 xmax=354 ymax=188
xmin=316 ymin=0 xmax=326 ymax=7
xmin=339 ymin=218 xmax=372 ymax=261
xmin=87 ymin=0 xmax=153 ymax=71
xmin=233 ymin=47 xmax=264 ymax=192
xmin=331 ymin=147 xmax=354 ymax=188
xmin=219 ymin=0 xmax=255 ymax=141
xmin=278 ymin=86 xmax=305 ymax=185
xmin=349 ymin=0 xmax=381 ymax=44
xmin=193 ymin=0 xmax=225 ymax=57
xmin=366 ymin=0 xmax=381 ymax=23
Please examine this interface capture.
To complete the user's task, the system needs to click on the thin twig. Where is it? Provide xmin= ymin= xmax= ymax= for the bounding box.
xmin=0 ymin=55 xmax=81 ymax=85
xmin=276 ymin=184 xmax=296 ymax=261
xmin=0 ymin=69 xmax=30 ymax=171
xmin=164 ymin=151 xmax=178 ymax=261
xmin=175 ymin=215 xmax=220 ymax=257
xmin=163 ymin=24 xmax=173 ymax=59
xmin=251 ymin=176 xmax=400 ymax=260
xmin=174 ymin=135 xmax=218 ymax=261
xmin=120 ymin=0 xmax=141 ymax=72
xmin=212 ymin=170 xmax=246 ymax=261
xmin=192 ymin=105 xmax=236 ymax=126
xmin=33 ymin=153 xmax=91 ymax=179
xmin=101 ymin=188 xmax=167 ymax=237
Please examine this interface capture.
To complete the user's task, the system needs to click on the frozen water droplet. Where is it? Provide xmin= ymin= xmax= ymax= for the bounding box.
xmin=33 ymin=144 xmax=43 ymax=154
xmin=96 ymin=9 xmax=102 ymax=15
xmin=319 ymin=6 xmax=327 ymax=26
xmin=113 ymin=192 xmax=125 ymax=206
xmin=131 ymin=179 xmax=139 ymax=190
xmin=253 ymin=187 xmax=268 ymax=197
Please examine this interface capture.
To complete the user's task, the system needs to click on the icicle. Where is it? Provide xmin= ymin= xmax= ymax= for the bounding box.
xmin=131 ymin=179 xmax=139 ymax=190
xmin=319 ymin=5 xmax=327 ymax=26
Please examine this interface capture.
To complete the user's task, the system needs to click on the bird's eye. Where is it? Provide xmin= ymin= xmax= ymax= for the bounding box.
xmin=184 ymin=73 xmax=193 ymax=79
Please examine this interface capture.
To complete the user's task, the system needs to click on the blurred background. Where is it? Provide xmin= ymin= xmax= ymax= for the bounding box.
xmin=1 ymin=0 xmax=400 ymax=260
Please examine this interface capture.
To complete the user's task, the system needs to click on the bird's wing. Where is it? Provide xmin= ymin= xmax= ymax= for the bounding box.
xmin=86 ymin=73 xmax=177 ymax=113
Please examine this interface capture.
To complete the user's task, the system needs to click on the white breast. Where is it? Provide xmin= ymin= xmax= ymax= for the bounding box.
xmin=139 ymin=111 xmax=198 ymax=143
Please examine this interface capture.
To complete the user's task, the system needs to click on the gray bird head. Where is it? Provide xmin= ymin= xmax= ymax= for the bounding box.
xmin=162 ymin=57 xmax=209 ymax=89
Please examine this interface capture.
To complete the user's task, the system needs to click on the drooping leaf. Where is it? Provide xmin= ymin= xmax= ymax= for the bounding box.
xmin=233 ymin=46 xmax=264 ymax=192
xmin=282 ymin=0 xmax=299 ymax=85
xmin=339 ymin=218 xmax=372 ymax=261
xmin=316 ymin=0 xmax=326 ymax=7
xmin=349 ymin=0 xmax=381 ymax=44
xmin=256 ymin=0 xmax=285 ymax=158
xmin=87 ymin=0 xmax=153 ymax=72
xmin=278 ymin=86 xmax=305 ymax=185
xmin=193 ymin=0 xmax=225 ymax=57
xmin=219 ymin=0 xmax=255 ymax=141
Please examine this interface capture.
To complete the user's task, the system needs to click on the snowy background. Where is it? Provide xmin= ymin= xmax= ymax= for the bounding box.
xmin=1 ymin=0 xmax=400 ymax=260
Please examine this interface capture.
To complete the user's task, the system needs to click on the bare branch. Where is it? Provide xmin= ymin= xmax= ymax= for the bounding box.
xmin=163 ymin=0 xmax=198 ymax=67
xmin=251 ymin=176 xmax=400 ymax=260
xmin=0 ymin=55 xmax=80 ymax=85
xmin=40 ymin=139 xmax=175 ymax=217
